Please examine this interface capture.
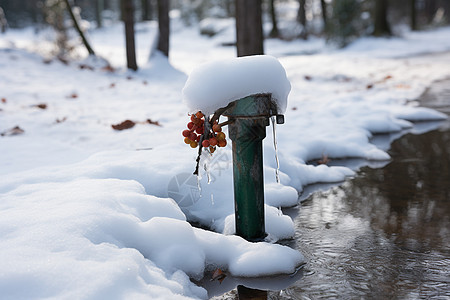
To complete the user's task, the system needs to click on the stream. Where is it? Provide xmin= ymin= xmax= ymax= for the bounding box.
xmin=205 ymin=79 xmax=450 ymax=299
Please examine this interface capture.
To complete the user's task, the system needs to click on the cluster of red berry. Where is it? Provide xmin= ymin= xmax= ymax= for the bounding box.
xmin=182 ymin=111 xmax=227 ymax=153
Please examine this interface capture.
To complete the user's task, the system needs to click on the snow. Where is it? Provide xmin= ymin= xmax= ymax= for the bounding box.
xmin=182 ymin=55 xmax=291 ymax=115
xmin=1 ymin=16 xmax=450 ymax=299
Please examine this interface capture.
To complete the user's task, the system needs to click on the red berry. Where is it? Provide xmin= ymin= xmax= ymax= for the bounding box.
xmin=189 ymin=132 xmax=197 ymax=141
xmin=218 ymin=139 xmax=227 ymax=147
xmin=195 ymin=126 xmax=204 ymax=134
xmin=216 ymin=132 xmax=225 ymax=140
xmin=209 ymin=137 xmax=218 ymax=146
xmin=195 ymin=135 xmax=201 ymax=142
xmin=187 ymin=122 xmax=194 ymax=130
xmin=196 ymin=111 xmax=204 ymax=119
xmin=202 ymin=140 xmax=210 ymax=147
xmin=182 ymin=130 xmax=190 ymax=137
xmin=212 ymin=124 xmax=222 ymax=132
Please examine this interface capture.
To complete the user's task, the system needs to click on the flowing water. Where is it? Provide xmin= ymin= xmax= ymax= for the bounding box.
xmin=207 ymin=79 xmax=450 ymax=299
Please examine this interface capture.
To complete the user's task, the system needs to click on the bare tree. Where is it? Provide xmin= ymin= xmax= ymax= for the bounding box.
xmin=320 ymin=0 xmax=327 ymax=28
xmin=373 ymin=0 xmax=391 ymax=36
xmin=411 ymin=0 xmax=417 ymax=30
xmin=269 ymin=0 xmax=279 ymax=38
xmin=297 ymin=0 xmax=307 ymax=39
xmin=157 ymin=0 xmax=170 ymax=57
xmin=63 ymin=0 xmax=95 ymax=55
xmin=142 ymin=0 xmax=155 ymax=21
xmin=235 ymin=0 xmax=264 ymax=56
xmin=122 ymin=0 xmax=137 ymax=70
xmin=95 ymin=0 xmax=103 ymax=28
xmin=0 ymin=7 xmax=7 ymax=34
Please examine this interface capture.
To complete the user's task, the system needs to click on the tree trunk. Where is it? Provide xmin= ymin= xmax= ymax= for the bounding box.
xmin=269 ymin=0 xmax=279 ymax=38
xmin=95 ymin=0 xmax=103 ymax=28
xmin=63 ymin=0 xmax=95 ymax=55
xmin=157 ymin=0 xmax=170 ymax=57
xmin=297 ymin=0 xmax=307 ymax=39
xmin=235 ymin=0 xmax=264 ymax=57
xmin=320 ymin=0 xmax=327 ymax=28
xmin=425 ymin=0 xmax=437 ymax=24
xmin=0 ymin=7 xmax=7 ymax=34
xmin=373 ymin=0 xmax=391 ymax=36
xmin=142 ymin=0 xmax=149 ymax=20
xmin=122 ymin=0 xmax=137 ymax=70
xmin=411 ymin=0 xmax=417 ymax=30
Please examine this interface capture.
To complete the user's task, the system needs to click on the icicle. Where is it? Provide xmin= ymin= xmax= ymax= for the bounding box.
xmin=271 ymin=116 xmax=281 ymax=184
xmin=203 ymin=162 xmax=211 ymax=184
xmin=196 ymin=174 xmax=202 ymax=198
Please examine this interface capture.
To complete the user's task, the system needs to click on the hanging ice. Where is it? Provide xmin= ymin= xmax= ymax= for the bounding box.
xmin=271 ymin=116 xmax=281 ymax=184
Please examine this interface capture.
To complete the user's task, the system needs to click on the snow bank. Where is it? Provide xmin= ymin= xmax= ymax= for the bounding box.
xmin=0 ymin=176 xmax=303 ymax=299
xmin=182 ymin=55 xmax=291 ymax=115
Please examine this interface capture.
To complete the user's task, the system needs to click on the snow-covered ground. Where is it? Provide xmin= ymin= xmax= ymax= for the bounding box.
xmin=1 ymin=18 xmax=450 ymax=299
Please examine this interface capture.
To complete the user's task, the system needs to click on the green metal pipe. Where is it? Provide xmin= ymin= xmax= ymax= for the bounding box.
xmin=224 ymin=94 xmax=283 ymax=242
xmin=229 ymin=117 xmax=266 ymax=241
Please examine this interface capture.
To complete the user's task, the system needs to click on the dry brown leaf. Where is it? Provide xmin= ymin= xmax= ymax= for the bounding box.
xmin=146 ymin=119 xmax=161 ymax=126
xmin=211 ymin=268 xmax=226 ymax=284
xmin=101 ymin=65 xmax=115 ymax=73
xmin=56 ymin=117 xmax=67 ymax=123
xmin=67 ymin=93 xmax=78 ymax=99
xmin=79 ymin=64 xmax=94 ymax=71
xmin=1 ymin=98 xmax=6 ymax=103
xmin=1 ymin=126 xmax=25 ymax=136
xmin=33 ymin=103 xmax=47 ymax=109
xmin=112 ymin=120 xmax=136 ymax=130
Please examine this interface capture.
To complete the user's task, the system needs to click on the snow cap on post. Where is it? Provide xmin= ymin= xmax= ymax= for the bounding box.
xmin=182 ymin=55 xmax=291 ymax=116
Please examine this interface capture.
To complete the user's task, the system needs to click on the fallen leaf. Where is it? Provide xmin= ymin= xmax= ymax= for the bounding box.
xmin=383 ymin=75 xmax=393 ymax=81
xmin=67 ymin=93 xmax=78 ymax=99
xmin=101 ymin=65 xmax=115 ymax=73
xmin=127 ymin=76 xmax=133 ymax=80
xmin=1 ymin=125 xmax=25 ymax=136
xmin=112 ymin=120 xmax=136 ymax=130
xmin=33 ymin=103 xmax=47 ymax=109
xmin=366 ymin=84 xmax=373 ymax=89
xmin=304 ymin=75 xmax=312 ymax=81
xmin=211 ymin=268 xmax=226 ymax=284
xmin=56 ymin=117 xmax=67 ymax=123
xmin=146 ymin=119 xmax=161 ymax=126
xmin=1 ymin=98 xmax=6 ymax=103
xmin=109 ymin=83 xmax=116 ymax=88
xmin=142 ymin=80 xmax=148 ymax=85
xmin=292 ymin=106 xmax=298 ymax=111
xmin=79 ymin=64 xmax=94 ymax=71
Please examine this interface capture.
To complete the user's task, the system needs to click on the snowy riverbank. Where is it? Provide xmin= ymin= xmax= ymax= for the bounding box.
xmin=1 ymin=23 xmax=450 ymax=299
